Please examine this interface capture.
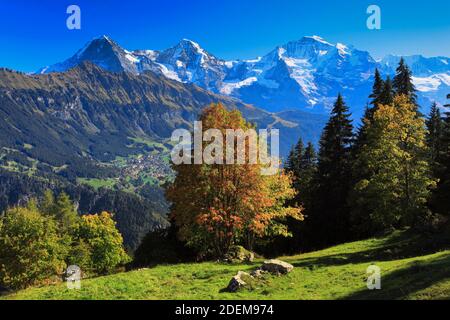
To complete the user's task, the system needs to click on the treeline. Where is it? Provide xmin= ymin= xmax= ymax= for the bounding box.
xmin=0 ymin=191 xmax=130 ymax=289
xmin=273 ymin=59 xmax=450 ymax=254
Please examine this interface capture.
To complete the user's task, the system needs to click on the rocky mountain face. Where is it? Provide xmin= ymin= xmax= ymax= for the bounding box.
xmin=38 ymin=35 xmax=450 ymax=118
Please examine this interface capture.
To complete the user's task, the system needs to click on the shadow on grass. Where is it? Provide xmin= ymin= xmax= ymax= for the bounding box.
xmin=341 ymin=253 xmax=450 ymax=300
xmin=291 ymin=230 xmax=450 ymax=269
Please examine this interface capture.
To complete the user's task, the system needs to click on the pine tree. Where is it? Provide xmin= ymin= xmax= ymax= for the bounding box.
xmin=53 ymin=192 xmax=79 ymax=232
xmin=40 ymin=189 xmax=56 ymax=216
xmin=314 ymin=94 xmax=354 ymax=246
xmin=282 ymin=140 xmax=318 ymax=253
xmin=369 ymin=68 xmax=384 ymax=108
xmin=393 ymin=57 xmax=417 ymax=104
xmin=355 ymin=69 xmax=386 ymax=153
xmin=379 ymin=76 xmax=394 ymax=105
xmin=426 ymin=102 xmax=443 ymax=165
xmin=302 ymin=142 xmax=317 ymax=171
xmin=434 ymin=94 xmax=450 ymax=215
xmin=286 ymin=137 xmax=304 ymax=175
xmin=287 ymin=140 xmax=317 ymax=209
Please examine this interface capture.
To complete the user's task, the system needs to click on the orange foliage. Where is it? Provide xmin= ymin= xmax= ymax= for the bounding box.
xmin=166 ymin=103 xmax=302 ymax=257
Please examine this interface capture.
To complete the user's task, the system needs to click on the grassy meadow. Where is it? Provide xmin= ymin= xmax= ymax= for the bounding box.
xmin=3 ymin=230 xmax=449 ymax=300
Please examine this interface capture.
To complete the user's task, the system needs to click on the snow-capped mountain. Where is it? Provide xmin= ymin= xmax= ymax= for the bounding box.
xmin=37 ymin=36 xmax=142 ymax=74
xmin=220 ymin=36 xmax=377 ymax=114
xmin=38 ymin=35 xmax=450 ymax=117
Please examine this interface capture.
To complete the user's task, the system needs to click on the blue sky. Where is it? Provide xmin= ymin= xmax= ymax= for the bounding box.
xmin=0 ymin=0 xmax=449 ymax=72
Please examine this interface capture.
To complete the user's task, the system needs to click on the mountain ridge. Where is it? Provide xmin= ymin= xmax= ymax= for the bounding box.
xmin=37 ymin=35 xmax=450 ymax=117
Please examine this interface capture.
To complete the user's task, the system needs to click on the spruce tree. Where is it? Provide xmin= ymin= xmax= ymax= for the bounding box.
xmin=286 ymin=138 xmax=304 ymax=176
xmin=278 ymin=140 xmax=318 ymax=254
xmin=53 ymin=192 xmax=79 ymax=232
xmin=369 ymin=68 xmax=384 ymax=109
xmin=286 ymin=138 xmax=316 ymax=208
xmin=379 ymin=76 xmax=394 ymax=105
xmin=435 ymin=94 xmax=450 ymax=215
xmin=355 ymin=69 xmax=386 ymax=153
xmin=314 ymin=94 xmax=354 ymax=246
xmin=426 ymin=102 xmax=443 ymax=165
xmin=393 ymin=57 xmax=417 ymax=104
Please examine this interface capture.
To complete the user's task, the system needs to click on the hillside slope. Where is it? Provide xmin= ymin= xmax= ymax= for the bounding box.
xmin=4 ymin=230 xmax=449 ymax=300
xmin=0 ymin=63 xmax=326 ymax=250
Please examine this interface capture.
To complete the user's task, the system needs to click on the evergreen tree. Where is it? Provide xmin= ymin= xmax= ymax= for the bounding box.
xmin=369 ymin=68 xmax=384 ymax=108
xmin=40 ymin=189 xmax=56 ymax=217
xmin=379 ymin=76 xmax=394 ymax=105
xmin=287 ymin=139 xmax=317 ymax=209
xmin=302 ymin=142 xmax=317 ymax=172
xmin=426 ymin=102 xmax=443 ymax=166
xmin=286 ymin=137 xmax=304 ymax=175
xmin=314 ymin=94 xmax=354 ymax=246
xmin=53 ymin=192 xmax=79 ymax=232
xmin=393 ymin=57 xmax=417 ymax=104
xmin=354 ymin=68 xmax=386 ymax=153
xmin=271 ymin=140 xmax=318 ymax=254
xmin=434 ymin=94 xmax=450 ymax=215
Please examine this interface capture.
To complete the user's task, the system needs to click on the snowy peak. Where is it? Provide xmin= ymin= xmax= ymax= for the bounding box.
xmin=380 ymin=54 xmax=450 ymax=76
xmin=36 ymin=35 xmax=449 ymax=117
xmin=154 ymin=39 xmax=226 ymax=89
xmin=278 ymin=36 xmax=353 ymax=60
xmin=38 ymin=35 xmax=139 ymax=74
xmin=157 ymin=38 xmax=222 ymax=67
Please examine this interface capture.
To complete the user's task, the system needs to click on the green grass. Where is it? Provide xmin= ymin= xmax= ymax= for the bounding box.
xmin=76 ymin=177 xmax=118 ymax=190
xmin=3 ymin=230 xmax=450 ymax=300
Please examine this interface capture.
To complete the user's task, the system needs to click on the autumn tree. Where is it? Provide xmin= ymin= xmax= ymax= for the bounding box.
xmin=167 ymin=103 xmax=302 ymax=258
xmin=351 ymin=95 xmax=435 ymax=234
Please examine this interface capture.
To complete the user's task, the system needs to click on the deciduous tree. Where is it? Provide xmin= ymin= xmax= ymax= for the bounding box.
xmin=167 ymin=103 xmax=302 ymax=257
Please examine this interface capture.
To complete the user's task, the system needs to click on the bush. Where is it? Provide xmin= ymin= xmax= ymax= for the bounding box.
xmin=0 ymin=207 xmax=67 ymax=289
xmin=74 ymin=212 xmax=130 ymax=274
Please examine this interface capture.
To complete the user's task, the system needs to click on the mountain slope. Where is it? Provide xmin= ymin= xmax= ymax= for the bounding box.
xmin=4 ymin=230 xmax=449 ymax=300
xmin=38 ymin=35 xmax=450 ymax=118
xmin=3 ymin=62 xmax=325 ymax=164
xmin=0 ymin=62 xmax=326 ymax=250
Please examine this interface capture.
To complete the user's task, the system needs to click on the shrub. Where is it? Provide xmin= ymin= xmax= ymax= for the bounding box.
xmin=0 ymin=207 xmax=67 ymax=289
xmin=74 ymin=212 xmax=130 ymax=274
